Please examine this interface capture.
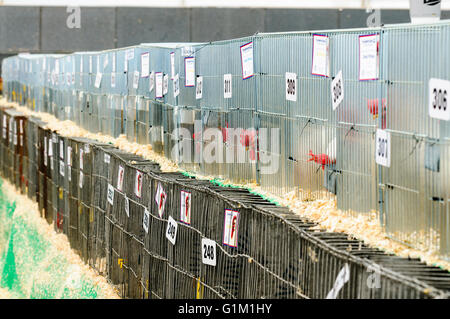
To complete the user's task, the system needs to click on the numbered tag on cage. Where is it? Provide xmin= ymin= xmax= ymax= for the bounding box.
xmin=180 ymin=190 xmax=191 ymax=225
xmin=173 ymin=73 xmax=180 ymax=98
xmin=143 ymin=208 xmax=150 ymax=233
xmin=135 ymin=170 xmax=143 ymax=198
xmin=224 ymin=74 xmax=232 ymax=99
xmin=196 ymin=76 xmax=203 ymax=100
xmin=223 ymin=209 xmax=240 ymax=248
xmin=331 ymin=70 xmax=344 ymax=110
xmin=155 ymin=182 xmax=167 ymax=218
xmin=104 ymin=153 xmax=110 ymax=164
xmin=59 ymin=160 xmax=65 ymax=177
xmin=375 ymin=129 xmax=391 ymax=167
xmin=201 ymin=238 xmax=217 ymax=266
xmin=429 ymin=78 xmax=450 ymax=121
xmin=166 ymin=216 xmax=178 ymax=245
xmin=107 ymin=183 xmax=114 ymax=205
xmin=285 ymin=72 xmax=297 ymax=102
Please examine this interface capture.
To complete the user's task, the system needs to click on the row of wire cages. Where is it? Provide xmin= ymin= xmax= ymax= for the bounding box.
xmin=2 ymin=21 xmax=450 ymax=260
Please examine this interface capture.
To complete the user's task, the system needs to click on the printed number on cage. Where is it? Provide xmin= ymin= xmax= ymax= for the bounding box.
xmin=331 ymin=70 xmax=344 ymax=110
xmin=286 ymin=72 xmax=297 ymax=102
xmin=196 ymin=76 xmax=203 ymax=100
xmin=107 ymin=183 xmax=114 ymax=205
xmin=166 ymin=216 xmax=178 ymax=245
xmin=202 ymin=238 xmax=217 ymax=266
xmin=429 ymin=78 xmax=450 ymax=121
xmin=224 ymin=74 xmax=232 ymax=99
xmin=376 ymin=129 xmax=390 ymax=167
xmin=143 ymin=208 xmax=150 ymax=233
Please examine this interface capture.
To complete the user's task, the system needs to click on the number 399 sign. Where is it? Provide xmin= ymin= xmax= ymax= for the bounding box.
xmin=429 ymin=78 xmax=450 ymax=121
xmin=376 ymin=129 xmax=391 ymax=167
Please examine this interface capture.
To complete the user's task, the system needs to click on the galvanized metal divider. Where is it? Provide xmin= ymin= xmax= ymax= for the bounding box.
xmin=1 ymin=106 xmax=450 ymax=298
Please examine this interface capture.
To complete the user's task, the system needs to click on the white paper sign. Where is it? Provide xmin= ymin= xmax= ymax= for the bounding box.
xmin=184 ymin=57 xmax=195 ymax=87
xmin=376 ymin=129 xmax=391 ymax=167
xmin=429 ymin=78 xmax=450 ymax=121
xmin=201 ymin=238 xmax=217 ymax=266
xmin=59 ymin=160 xmax=65 ymax=177
xmin=132 ymin=70 xmax=140 ymax=89
xmin=312 ymin=34 xmax=330 ymax=77
xmin=180 ymin=190 xmax=191 ymax=225
xmin=223 ymin=209 xmax=239 ymax=248
xmin=135 ymin=170 xmax=143 ymax=198
xmin=149 ymin=72 xmax=155 ymax=92
xmin=111 ymin=73 xmax=116 ymax=88
xmin=163 ymin=74 xmax=169 ymax=95
xmin=224 ymin=74 xmax=232 ymax=99
xmin=124 ymin=196 xmax=130 ymax=217
xmin=141 ymin=52 xmax=150 ymax=78
xmin=173 ymin=74 xmax=180 ymax=98
xmin=94 ymin=72 xmax=102 ymax=88
xmin=326 ymin=264 xmax=350 ymax=299
xmin=170 ymin=52 xmax=175 ymax=79
xmin=240 ymin=42 xmax=254 ymax=79
xmin=359 ymin=34 xmax=379 ymax=81
xmin=196 ymin=76 xmax=203 ymax=100
xmin=143 ymin=208 xmax=150 ymax=233
xmin=155 ymin=182 xmax=167 ymax=218
xmin=117 ymin=165 xmax=124 ymax=191
xmin=331 ymin=70 xmax=344 ymax=110
xmin=286 ymin=72 xmax=297 ymax=102
xmin=166 ymin=216 xmax=178 ymax=245
xmin=107 ymin=183 xmax=115 ymax=205
xmin=155 ymin=72 xmax=163 ymax=98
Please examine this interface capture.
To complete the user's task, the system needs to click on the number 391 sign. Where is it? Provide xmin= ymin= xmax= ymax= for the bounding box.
xmin=376 ymin=129 xmax=391 ymax=167
xmin=429 ymin=78 xmax=450 ymax=121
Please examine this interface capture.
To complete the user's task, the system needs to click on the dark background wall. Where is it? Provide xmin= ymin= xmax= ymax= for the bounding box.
xmin=1 ymin=6 xmax=450 ymax=70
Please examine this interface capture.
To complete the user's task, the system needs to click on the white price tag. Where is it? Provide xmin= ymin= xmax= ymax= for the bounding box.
xmin=331 ymin=70 xmax=344 ymax=110
xmin=224 ymin=74 xmax=232 ymax=99
xmin=196 ymin=76 xmax=203 ymax=100
xmin=286 ymin=72 xmax=297 ymax=102
xmin=180 ymin=190 xmax=191 ymax=225
xmin=166 ymin=216 xmax=178 ymax=245
xmin=201 ymin=238 xmax=217 ymax=266
xmin=107 ymin=183 xmax=114 ymax=205
xmin=375 ymin=129 xmax=391 ymax=167
xmin=223 ymin=209 xmax=239 ymax=248
xmin=429 ymin=78 xmax=450 ymax=121
xmin=143 ymin=208 xmax=150 ymax=233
